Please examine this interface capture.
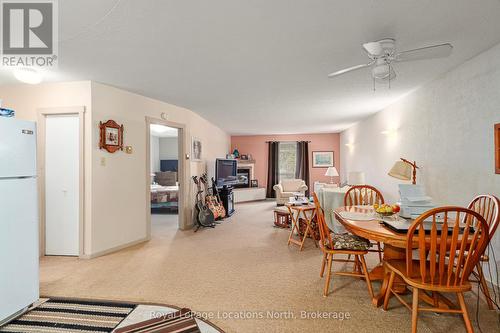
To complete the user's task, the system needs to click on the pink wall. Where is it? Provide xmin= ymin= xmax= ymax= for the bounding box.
xmin=231 ymin=133 xmax=341 ymax=189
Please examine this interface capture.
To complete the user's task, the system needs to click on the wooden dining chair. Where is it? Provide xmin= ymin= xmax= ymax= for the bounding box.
xmin=467 ymin=194 xmax=500 ymax=310
xmin=312 ymin=193 xmax=374 ymax=298
xmin=344 ymin=185 xmax=385 ymax=262
xmin=344 ymin=185 xmax=385 ymax=207
xmin=383 ymin=207 xmax=490 ymax=333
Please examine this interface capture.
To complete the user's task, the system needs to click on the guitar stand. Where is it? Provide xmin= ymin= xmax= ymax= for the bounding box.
xmin=194 ymin=222 xmax=216 ymax=232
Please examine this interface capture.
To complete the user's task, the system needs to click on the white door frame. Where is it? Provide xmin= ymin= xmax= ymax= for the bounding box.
xmin=37 ymin=107 xmax=85 ymax=257
xmin=145 ymin=117 xmax=187 ymax=234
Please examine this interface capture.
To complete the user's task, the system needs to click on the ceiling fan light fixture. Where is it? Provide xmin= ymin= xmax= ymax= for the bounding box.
xmin=372 ymin=63 xmax=395 ymax=82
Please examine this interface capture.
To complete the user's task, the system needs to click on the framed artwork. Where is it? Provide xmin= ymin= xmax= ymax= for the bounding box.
xmin=312 ymin=151 xmax=334 ymax=168
xmin=251 ymin=179 xmax=258 ymax=187
xmin=99 ymin=120 xmax=123 ymax=153
xmin=192 ymin=137 xmax=202 ymax=161
xmin=495 ymin=123 xmax=500 ymax=174
xmin=240 ymin=154 xmax=248 ymax=160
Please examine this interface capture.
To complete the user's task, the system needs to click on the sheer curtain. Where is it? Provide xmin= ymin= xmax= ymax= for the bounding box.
xmin=266 ymin=141 xmax=280 ymax=198
xmin=295 ymin=141 xmax=310 ymax=197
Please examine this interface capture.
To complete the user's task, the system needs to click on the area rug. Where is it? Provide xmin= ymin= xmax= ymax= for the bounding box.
xmin=0 ymin=298 xmax=136 ymax=333
xmin=0 ymin=298 xmax=225 ymax=333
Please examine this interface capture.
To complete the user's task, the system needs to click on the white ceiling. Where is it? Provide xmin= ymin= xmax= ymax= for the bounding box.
xmin=2 ymin=0 xmax=500 ymax=134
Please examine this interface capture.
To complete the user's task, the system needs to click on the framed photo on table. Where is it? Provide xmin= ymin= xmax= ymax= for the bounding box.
xmin=312 ymin=151 xmax=334 ymax=168
xmin=99 ymin=120 xmax=124 ymax=153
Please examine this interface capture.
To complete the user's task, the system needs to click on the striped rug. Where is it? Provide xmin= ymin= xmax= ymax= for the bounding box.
xmin=0 ymin=298 xmax=136 ymax=333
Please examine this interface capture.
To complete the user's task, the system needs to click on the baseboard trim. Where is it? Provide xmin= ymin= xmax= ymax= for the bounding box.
xmin=80 ymin=237 xmax=149 ymax=259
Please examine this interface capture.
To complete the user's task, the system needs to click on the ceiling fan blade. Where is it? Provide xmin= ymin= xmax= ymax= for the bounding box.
xmin=395 ymin=43 xmax=453 ymax=62
xmin=327 ymin=62 xmax=374 ymax=78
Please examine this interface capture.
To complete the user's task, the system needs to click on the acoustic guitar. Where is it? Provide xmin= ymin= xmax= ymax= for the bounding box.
xmin=211 ymin=176 xmax=226 ymax=218
xmin=192 ymin=176 xmax=215 ymax=228
xmin=200 ymin=174 xmax=225 ymax=219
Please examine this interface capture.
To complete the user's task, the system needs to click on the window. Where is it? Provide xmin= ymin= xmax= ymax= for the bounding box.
xmin=279 ymin=142 xmax=297 ymax=180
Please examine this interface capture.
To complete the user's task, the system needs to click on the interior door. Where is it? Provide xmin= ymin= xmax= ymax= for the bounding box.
xmin=45 ymin=114 xmax=79 ymax=256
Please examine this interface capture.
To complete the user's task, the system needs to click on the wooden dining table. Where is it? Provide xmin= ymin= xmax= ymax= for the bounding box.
xmin=334 ymin=205 xmax=456 ymax=309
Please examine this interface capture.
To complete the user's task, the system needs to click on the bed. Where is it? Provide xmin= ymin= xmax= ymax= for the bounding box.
xmin=151 ymin=171 xmax=179 ymax=212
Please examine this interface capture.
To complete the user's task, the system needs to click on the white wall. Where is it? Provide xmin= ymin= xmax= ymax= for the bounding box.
xmin=1 ymin=81 xmax=230 ymax=257
xmin=341 ymin=42 xmax=500 ymax=283
xmin=159 ymin=137 xmax=178 ymax=160
xmin=90 ymin=82 xmax=230 ymax=255
xmin=150 ymin=135 xmax=160 ymax=173
xmin=0 ymin=81 xmax=93 ymax=255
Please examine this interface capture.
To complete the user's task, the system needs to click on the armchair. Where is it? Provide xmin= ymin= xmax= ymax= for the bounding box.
xmin=273 ymin=179 xmax=308 ymax=205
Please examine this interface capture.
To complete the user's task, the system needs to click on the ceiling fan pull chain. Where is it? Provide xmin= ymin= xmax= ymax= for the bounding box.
xmin=388 ymin=63 xmax=392 ymax=89
xmin=373 ymin=77 xmax=376 ymax=91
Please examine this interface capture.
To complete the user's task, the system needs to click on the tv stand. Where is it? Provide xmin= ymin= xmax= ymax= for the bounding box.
xmin=218 ymin=186 xmax=235 ymax=217
xmin=233 ymin=187 xmax=266 ymax=203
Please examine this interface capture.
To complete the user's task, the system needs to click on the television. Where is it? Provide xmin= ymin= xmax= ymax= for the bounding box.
xmin=215 ymin=159 xmax=238 ymax=187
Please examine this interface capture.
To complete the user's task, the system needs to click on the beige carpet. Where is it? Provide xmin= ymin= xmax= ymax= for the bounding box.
xmin=40 ymin=201 xmax=499 ymax=333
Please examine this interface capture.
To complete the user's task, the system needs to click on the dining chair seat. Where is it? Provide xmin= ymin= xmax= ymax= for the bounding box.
xmin=330 ymin=233 xmax=371 ymax=251
xmin=385 ymin=259 xmax=472 ymax=293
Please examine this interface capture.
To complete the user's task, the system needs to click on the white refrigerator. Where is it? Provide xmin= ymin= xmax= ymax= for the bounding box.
xmin=0 ymin=117 xmax=39 ymax=324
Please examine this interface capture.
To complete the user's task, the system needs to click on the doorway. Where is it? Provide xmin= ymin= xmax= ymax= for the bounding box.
xmin=148 ymin=121 xmax=183 ymax=235
xmin=44 ymin=114 xmax=80 ymax=256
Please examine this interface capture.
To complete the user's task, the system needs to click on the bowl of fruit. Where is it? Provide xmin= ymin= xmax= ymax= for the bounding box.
xmin=373 ymin=203 xmax=400 ymax=218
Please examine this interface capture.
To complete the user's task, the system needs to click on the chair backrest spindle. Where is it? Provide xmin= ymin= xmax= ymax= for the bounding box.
xmin=344 ymin=185 xmax=385 ymax=207
xmin=406 ymin=207 xmax=489 ymax=288
xmin=467 ymin=194 xmax=499 ymax=237
xmin=313 ymin=193 xmax=334 ymax=251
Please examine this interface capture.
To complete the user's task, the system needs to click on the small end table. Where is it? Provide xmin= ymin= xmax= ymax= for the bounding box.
xmin=285 ymin=203 xmax=318 ymax=251
xmin=274 ymin=207 xmax=291 ymax=228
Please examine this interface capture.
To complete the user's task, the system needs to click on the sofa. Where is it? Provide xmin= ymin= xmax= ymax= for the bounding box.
xmin=273 ymin=179 xmax=308 ymax=205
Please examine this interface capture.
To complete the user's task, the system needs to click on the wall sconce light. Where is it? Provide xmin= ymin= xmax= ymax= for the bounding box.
xmin=345 ymin=143 xmax=355 ymax=148
xmin=381 ymin=128 xmax=398 ymax=136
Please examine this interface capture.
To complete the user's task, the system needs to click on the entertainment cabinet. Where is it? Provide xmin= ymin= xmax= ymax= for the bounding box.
xmin=218 ymin=186 xmax=235 ymax=216
xmin=233 ymin=187 xmax=266 ymax=203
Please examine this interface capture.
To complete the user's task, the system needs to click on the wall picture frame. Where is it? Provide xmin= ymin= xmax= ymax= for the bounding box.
xmin=495 ymin=123 xmax=500 ymax=174
xmin=99 ymin=120 xmax=124 ymax=153
xmin=192 ymin=137 xmax=202 ymax=161
xmin=312 ymin=151 xmax=334 ymax=168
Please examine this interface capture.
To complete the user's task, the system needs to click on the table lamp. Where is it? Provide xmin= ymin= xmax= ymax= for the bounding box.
xmin=388 ymin=158 xmax=419 ymax=184
xmin=325 ymin=167 xmax=339 ymax=184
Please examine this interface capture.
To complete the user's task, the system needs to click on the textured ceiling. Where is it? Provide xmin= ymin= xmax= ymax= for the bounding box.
xmin=1 ymin=0 xmax=500 ymax=134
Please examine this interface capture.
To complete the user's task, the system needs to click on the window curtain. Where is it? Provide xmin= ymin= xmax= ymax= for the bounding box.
xmin=295 ymin=141 xmax=310 ymax=197
xmin=266 ymin=141 xmax=280 ymax=198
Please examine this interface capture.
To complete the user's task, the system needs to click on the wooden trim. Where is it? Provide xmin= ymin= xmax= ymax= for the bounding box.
xmin=80 ymin=237 xmax=148 ymax=259
xmin=37 ymin=106 xmax=86 ymax=258
xmin=145 ymin=117 xmax=187 ymax=233
xmin=495 ymin=123 xmax=500 ymax=174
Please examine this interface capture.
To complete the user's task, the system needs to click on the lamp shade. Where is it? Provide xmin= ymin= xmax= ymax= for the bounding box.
xmin=348 ymin=172 xmax=365 ymax=185
xmin=325 ymin=167 xmax=339 ymax=177
xmin=388 ymin=161 xmax=412 ymax=181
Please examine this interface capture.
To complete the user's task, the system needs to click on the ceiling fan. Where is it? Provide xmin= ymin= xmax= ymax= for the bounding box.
xmin=327 ymin=38 xmax=453 ymax=89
